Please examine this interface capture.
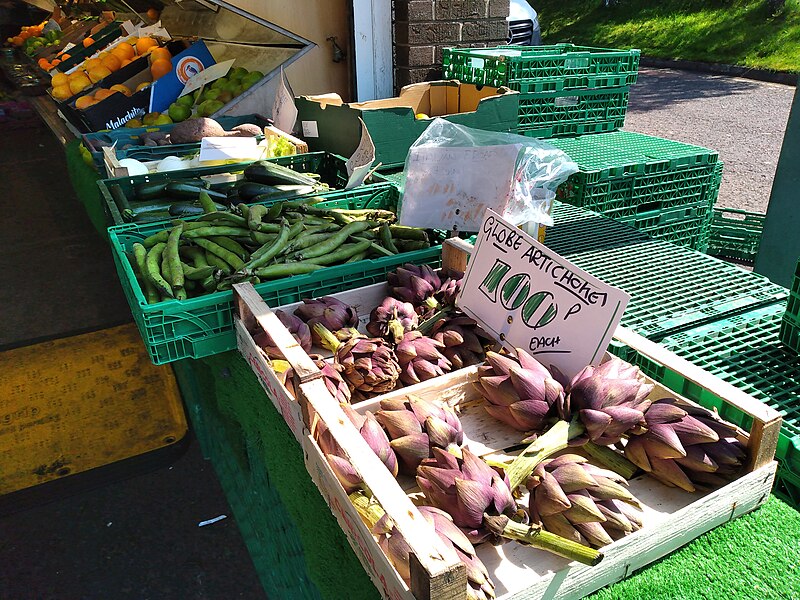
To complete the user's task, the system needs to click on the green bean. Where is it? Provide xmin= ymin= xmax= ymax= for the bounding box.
xmin=198 ymin=212 xmax=248 ymax=227
xmin=183 ymin=226 xmax=252 ymax=239
xmin=248 ymin=204 xmax=268 ymax=231
xmin=286 ymin=231 xmax=335 ymax=253
xmin=296 ymin=205 xmax=351 ymax=225
xmin=253 ymin=263 xmax=325 ymax=279
xmin=216 ymin=280 xmax=232 ymax=291
xmin=175 ymin=288 xmax=188 ymax=301
xmin=198 ymin=190 xmax=217 ymax=214
xmin=304 ymin=239 xmax=372 ymax=265
xmin=390 ymin=225 xmax=429 ymax=241
xmin=250 ymin=230 xmax=277 ymax=245
xmin=395 ymin=240 xmax=432 ymax=251
xmin=237 ymin=203 xmax=250 ymax=220
xmin=287 ymin=220 xmax=305 ymax=240
xmin=180 ymin=246 xmax=208 ymax=267
xmin=132 ymin=243 xmax=159 ymax=304
xmin=379 ymin=222 xmax=399 ymax=254
xmin=184 ymin=278 xmax=197 ymax=291
xmin=336 ymin=209 xmax=397 ymax=221
xmin=209 ymin=236 xmax=249 ymax=261
xmin=285 ymin=214 xmax=330 ymax=226
xmin=246 ymin=220 xmax=291 ymax=269
xmin=300 ymin=223 xmax=340 ymax=236
xmin=293 ymin=220 xmax=376 ymax=260
xmin=166 ymin=222 xmax=184 ymax=290
xmin=181 ymin=262 xmax=215 ymax=281
xmin=201 ymin=274 xmax=217 ymax=291
xmin=145 ymin=242 xmax=173 ymax=298
xmin=345 ymin=251 xmax=369 ymax=263
xmin=204 ymin=249 xmax=233 ymax=275
xmin=161 ymin=253 xmax=171 ymax=285
xmin=192 ymin=238 xmax=246 ymax=270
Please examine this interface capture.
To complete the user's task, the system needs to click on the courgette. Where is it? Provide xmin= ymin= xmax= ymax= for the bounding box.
xmin=134 ymin=182 xmax=168 ymax=201
xmin=164 ymin=182 xmax=228 ymax=202
xmin=169 ymin=201 xmax=226 ymax=217
xmin=237 ymin=181 xmax=283 ymax=201
xmin=244 ymin=161 xmax=318 ymax=187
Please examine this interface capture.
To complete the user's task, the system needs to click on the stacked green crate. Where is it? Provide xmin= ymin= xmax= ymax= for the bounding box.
xmin=442 ymin=44 xmax=639 ymax=137
xmin=545 ymin=131 xmax=721 ymax=251
xmin=608 ymin=302 xmax=800 ymax=506
xmin=779 ymin=257 xmax=800 ymax=353
xmin=708 ymin=207 xmax=765 ymax=264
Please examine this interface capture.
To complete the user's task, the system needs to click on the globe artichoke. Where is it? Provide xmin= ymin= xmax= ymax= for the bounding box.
xmin=567 ymin=358 xmax=654 ymax=445
xmin=417 ymin=447 xmax=602 ymax=564
xmin=527 ymin=453 xmax=643 ymax=548
xmin=315 ymin=324 xmax=401 ymax=395
xmin=252 ymin=309 xmax=312 ymax=359
xmin=293 ymin=296 xmax=359 ymax=346
xmin=366 ymin=297 xmax=419 ymax=344
xmin=375 ymin=395 xmax=463 ymax=474
xmin=371 ymin=503 xmax=496 ymax=600
xmin=624 ymin=398 xmax=746 ymax=492
xmin=388 ymin=264 xmax=441 ymax=316
xmin=395 ymin=330 xmax=452 ymax=386
xmin=474 ymin=348 xmax=566 ymax=432
xmin=435 ymin=269 xmax=464 ymax=308
xmin=282 ymin=354 xmax=351 ymax=404
xmin=429 ymin=314 xmax=494 ymax=370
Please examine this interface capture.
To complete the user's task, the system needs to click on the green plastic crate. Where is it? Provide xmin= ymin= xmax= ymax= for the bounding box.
xmin=517 ymin=87 xmax=629 ymax=137
xmin=707 ymin=208 xmax=765 ymax=264
xmin=608 ymin=301 xmax=800 ymax=507
xmin=780 ymin=315 xmax=800 ymax=355
xmin=109 ymin=186 xmax=442 ymax=364
xmin=442 ymin=44 xmax=641 ymax=90
xmin=545 ymin=202 xmax=788 ymax=340
xmin=98 ymin=152 xmax=389 ymax=226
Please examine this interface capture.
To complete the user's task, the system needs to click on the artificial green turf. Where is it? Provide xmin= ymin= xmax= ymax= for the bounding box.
xmin=535 ymin=0 xmax=800 ymax=73
xmin=181 ymin=352 xmax=800 ymax=599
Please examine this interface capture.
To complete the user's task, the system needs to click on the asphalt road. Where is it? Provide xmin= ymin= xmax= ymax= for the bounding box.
xmin=0 ymin=68 xmax=796 ymax=600
xmin=624 ymin=68 xmax=795 ymax=213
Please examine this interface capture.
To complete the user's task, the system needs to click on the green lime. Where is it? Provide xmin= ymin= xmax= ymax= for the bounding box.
xmin=176 ymin=94 xmax=194 ymax=108
xmin=211 ymin=77 xmax=228 ymax=90
xmin=168 ymin=103 xmax=191 ymax=122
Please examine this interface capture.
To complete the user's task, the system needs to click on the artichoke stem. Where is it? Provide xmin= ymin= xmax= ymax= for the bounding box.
xmin=417 ymin=306 xmax=454 ymax=335
xmin=387 ymin=318 xmax=406 ymax=345
xmin=486 ymin=515 xmax=602 ymax=566
xmin=583 ymin=441 xmax=639 ymax=480
xmin=506 ymin=419 xmax=586 ymax=491
xmin=313 ymin=322 xmax=341 ymax=353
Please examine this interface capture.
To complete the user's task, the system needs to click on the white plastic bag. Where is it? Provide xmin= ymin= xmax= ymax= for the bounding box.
xmin=398 ymin=118 xmax=577 ymax=232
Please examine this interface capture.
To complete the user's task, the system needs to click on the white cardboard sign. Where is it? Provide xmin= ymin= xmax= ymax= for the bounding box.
xmin=399 ymin=144 xmax=520 ymax=232
xmin=179 ymin=59 xmax=234 ymax=98
xmin=272 ymin=67 xmax=298 ymax=135
xmin=198 ymin=136 xmax=264 ymax=162
xmin=458 ymin=210 xmax=630 ymax=379
xmin=344 ymin=117 xmax=376 ymax=190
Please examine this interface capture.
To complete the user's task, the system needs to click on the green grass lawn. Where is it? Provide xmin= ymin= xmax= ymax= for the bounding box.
xmin=535 ymin=0 xmax=800 ymax=72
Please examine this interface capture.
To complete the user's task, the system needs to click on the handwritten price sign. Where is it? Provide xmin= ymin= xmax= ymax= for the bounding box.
xmin=458 ymin=210 xmax=630 ymax=378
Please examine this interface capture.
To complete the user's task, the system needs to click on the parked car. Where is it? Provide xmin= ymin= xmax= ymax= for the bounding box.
xmin=507 ymin=0 xmax=541 ymax=46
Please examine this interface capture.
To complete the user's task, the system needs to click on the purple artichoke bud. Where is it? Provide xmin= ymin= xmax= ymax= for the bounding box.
xmin=294 ymin=296 xmax=358 ymax=346
xmin=253 ymin=309 xmax=312 ymax=359
xmin=388 ymin=263 xmax=442 ymax=314
xmin=366 ymin=296 xmax=419 ymax=344
xmin=395 ymin=330 xmax=452 ymax=386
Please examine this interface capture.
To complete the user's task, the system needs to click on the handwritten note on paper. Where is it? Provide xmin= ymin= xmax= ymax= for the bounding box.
xmin=272 ymin=67 xmax=298 ymax=135
xmin=458 ymin=210 xmax=630 ymax=378
xmin=398 ymin=144 xmax=520 ymax=232
xmin=199 ymin=136 xmax=263 ymax=162
xmin=345 ymin=118 xmax=376 ymax=190
xmin=179 ymin=59 xmax=234 ymax=98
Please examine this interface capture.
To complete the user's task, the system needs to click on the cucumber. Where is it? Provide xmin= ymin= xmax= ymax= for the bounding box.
xmin=164 ymin=182 xmax=229 ymax=202
xmin=134 ymin=182 xmax=168 ymax=201
xmin=169 ymin=201 xmax=226 ymax=217
xmin=249 ymin=186 xmax=316 ymax=205
xmin=237 ymin=181 xmax=283 ymax=201
xmin=244 ymin=161 xmax=318 ymax=187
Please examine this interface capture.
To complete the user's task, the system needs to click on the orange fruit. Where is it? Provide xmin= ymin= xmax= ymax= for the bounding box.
xmin=101 ymin=54 xmax=122 ymax=72
xmin=146 ymin=7 xmax=160 ymax=20
xmin=37 ymin=58 xmax=48 ymax=69
xmin=88 ymin=65 xmax=112 ymax=83
xmin=119 ymin=59 xmax=132 ymax=68
xmin=150 ymin=58 xmax=172 ymax=80
xmin=148 ymin=47 xmax=171 ymax=62
xmin=69 ymin=75 xmax=92 ymax=96
xmin=50 ymin=58 xmax=61 ymax=66
xmin=11 ymin=36 xmax=22 ymax=46
xmin=84 ymin=58 xmax=101 ymax=70
xmin=83 ymin=37 xmax=94 ymax=48
xmin=94 ymin=88 xmax=118 ymax=101
xmin=136 ymin=37 xmax=158 ymax=56
xmin=51 ymin=72 xmax=69 ymax=87
xmin=135 ymin=81 xmax=151 ymax=92
xmin=75 ymin=95 xmax=97 ymax=110
xmin=97 ymin=51 xmax=108 ymax=59
xmin=110 ymin=84 xmax=132 ymax=97
xmin=112 ymin=42 xmax=135 ymax=61
xmin=51 ymin=84 xmax=72 ymax=100
xmin=61 ymin=53 xmax=71 ymax=60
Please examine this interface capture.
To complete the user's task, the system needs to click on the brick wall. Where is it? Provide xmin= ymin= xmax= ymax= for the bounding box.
xmin=394 ymin=0 xmax=510 ymax=89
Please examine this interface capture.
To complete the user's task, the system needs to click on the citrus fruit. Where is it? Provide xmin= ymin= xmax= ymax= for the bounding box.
xmin=136 ymin=37 xmax=158 ymax=55
xmin=69 ymin=75 xmax=91 ymax=95
xmin=60 ymin=53 xmax=71 ymax=61
xmin=51 ymin=72 xmax=68 ymax=87
xmin=120 ymin=59 xmax=132 ymax=68
xmin=75 ymin=95 xmax=97 ymax=110
xmin=83 ymin=37 xmax=94 ymax=48
xmin=88 ymin=65 xmax=112 ymax=83
xmin=148 ymin=47 xmax=171 ymax=62
xmin=154 ymin=114 xmax=172 ymax=125
xmin=142 ymin=112 xmax=160 ymax=125
xmin=147 ymin=8 xmax=160 ymax=20
xmin=112 ymin=42 xmax=135 ymax=61
xmin=101 ymin=54 xmax=122 ymax=72
xmin=94 ymin=88 xmax=118 ymax=101
xmin=84 ymin=58 xmax=101 ymax=70
xmin=110 ymin=84 xmax=132 ymax=97
xmin=168 ymin=103 xmax=191 ymax=122
xmin=176 ymin=94 xmax=194 ymax=107
xmin=50 ymin=58 xmax=60 ymax=66
xmin=124 ymin=118 xmax=143 ymax=128
xmin=150 ymin=58 xmax=172 ymax=80
xmin=51 ymin=84 xmax=72 ymax=100
xmin=135 ymin=81 xmax=151 ymax=92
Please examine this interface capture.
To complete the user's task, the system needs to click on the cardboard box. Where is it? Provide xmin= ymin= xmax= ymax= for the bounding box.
xmin=64 ymin=41 xmax=216 ymax=132
xmin=294 ymin=80 xmax=519 ymax=169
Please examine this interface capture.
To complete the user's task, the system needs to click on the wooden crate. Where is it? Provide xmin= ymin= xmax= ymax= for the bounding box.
xmin=232 ymin=239 xmax=781 ymax=600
